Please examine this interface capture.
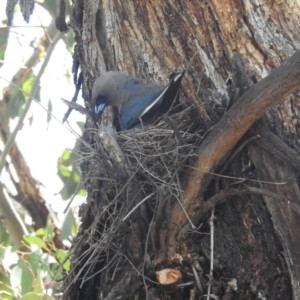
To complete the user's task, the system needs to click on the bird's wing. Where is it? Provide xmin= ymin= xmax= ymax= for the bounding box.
xmin=139 ymin=72 xmax=184 ymax=118
xmin=120 ymin=92 xmax=159 ymax=129
xmin=118 ymin=76 xmax=158 ymax=129
xmin=119 ymin=72 xmax=184 ymax=130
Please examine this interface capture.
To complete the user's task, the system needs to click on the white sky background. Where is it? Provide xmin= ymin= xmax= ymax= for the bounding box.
xmin=0 ymin=2 xmax=85 ymax=216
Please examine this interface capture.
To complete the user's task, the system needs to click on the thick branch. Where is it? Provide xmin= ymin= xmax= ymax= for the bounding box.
xmin=168 ymin=49 xmax=300 ymax=245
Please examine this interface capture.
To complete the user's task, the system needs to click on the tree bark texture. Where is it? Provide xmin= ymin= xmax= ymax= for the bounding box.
xmin=64 ymin=0 xmax=300 ymax=299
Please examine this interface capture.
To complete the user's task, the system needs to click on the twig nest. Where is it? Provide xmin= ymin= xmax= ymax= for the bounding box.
xmin=156 ymin=268 xmax=182 ymax=285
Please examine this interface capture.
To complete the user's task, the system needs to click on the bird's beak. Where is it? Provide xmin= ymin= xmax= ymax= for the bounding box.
xmin=94 ymin=103 xmax=106 ymax=122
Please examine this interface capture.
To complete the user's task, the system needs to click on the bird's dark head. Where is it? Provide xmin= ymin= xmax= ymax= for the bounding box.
xmin=92 ymin=72 xmax=120 ymax=122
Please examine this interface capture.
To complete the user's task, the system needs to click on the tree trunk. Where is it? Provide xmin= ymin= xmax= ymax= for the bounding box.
xmin=63 ymin=0 xmax=300 ymax=299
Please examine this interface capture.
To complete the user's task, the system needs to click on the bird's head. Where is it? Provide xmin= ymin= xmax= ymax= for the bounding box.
xmin=92 ymin=72 xmax=120 ymax=122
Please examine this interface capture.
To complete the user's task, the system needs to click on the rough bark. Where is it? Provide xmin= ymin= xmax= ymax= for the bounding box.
xmin=64 ymin=0 xmax=300 ymax=299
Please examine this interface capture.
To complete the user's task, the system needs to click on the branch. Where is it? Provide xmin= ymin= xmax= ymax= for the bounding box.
xmin=61 ymin=98 xmax=91 ymax=119
xmin=0 ymin=22 xmax=63 ymax=230
xmin=249 ymin=119 xmax=300 ymax=170
xmin=0 ymin=185 xmax=28 ymax=251
xmin=187 ymin=187 xmax=300 ymax=226
xmin=168 ymin=49 xmax=300 ymax=244
xmin=0 ymin=30 xmax=63 ymax=176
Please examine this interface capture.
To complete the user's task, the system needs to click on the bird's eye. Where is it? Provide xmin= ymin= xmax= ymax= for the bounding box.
xmin=96 ymin=93 xmax=107 ymax=104
xmin=98 ymin=93 xmax=106 ymax=100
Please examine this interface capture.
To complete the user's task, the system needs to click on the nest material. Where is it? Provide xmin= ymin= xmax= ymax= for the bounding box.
xmin=64 ymin=108 xmax=203 ymax=297
xmin=119 ymin=110 xmax=202 ymax=181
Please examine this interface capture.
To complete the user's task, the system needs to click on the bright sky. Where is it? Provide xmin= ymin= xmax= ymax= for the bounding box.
xmin=0 ymin=3 xmax=85 ymax=215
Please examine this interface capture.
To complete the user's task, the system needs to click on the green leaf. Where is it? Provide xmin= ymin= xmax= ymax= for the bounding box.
xmin=58 ymin=165 xmax=71 ymax=177
xmin=57 ymin=147 xmax=81 ymax=199
xmin=76 ymin=121 xmax=85 ymax=130
xmin=10 ymin=265 xmax=22 ymax=294
xmin=0 ymin=244 xmax=7 ymax=261
xmin=60 ymin=210 xmax=75 ymax=240
xmin=8 ymin=89 xmax=25 ymax=119
xmin=19 ymin=293 xmax=40 ymax=300
xmin=73 ymin=171 xmax=79 ymax=182
xmin=22 ymin=75 xmax=34 ymax=95
xmin=63 ymin=30 xmax=75 ymax=53
xmin=35 ymin=228 xmax=45 ymax=237
xmin=32 ymin=273 xmax=43 ymax=294
xmin=56 ymin=249 xmax=70 ymax=271
xmin=59 ymin=149 xmax=71 ymax=163
xmin=45 ymin=217 xmax=54 ymax=242
xmin=29 ymin=250 xmax=42 ymax=274
xmin=0 ymin=28 xmax=9 ymax=62
xmin=78 ymin=189 xmax=86 ymax=197
xmin=19 ymin=260 xmax=33 ymax=294
xmin=23 ymin=236 xmax=46 ymax=250
xmin=0 ymin=271 xmax=13 ymax=297
xmin=0 ymin=221 xmax=10 ymax=246
xmin=50 ymin=263 xmax=63 ymax=281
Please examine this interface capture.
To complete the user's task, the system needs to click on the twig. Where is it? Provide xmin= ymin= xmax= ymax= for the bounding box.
xmin=192 ymin=266 xmax=203 ymax=293
xmin=215 ymin=134 xmax=261 ymax=192
xmin=186 ymin=49 xmax=199 ymax=71
xmin=184 ymin=165 xmax=287 ymax=185
xmin=0 ymin=74 xmax=95 ymax=153
xmin=61 ymin=98 xmax=91 ymax=118
xmin=63 ymin=72 xmax=84 ymax=122
xmin=178 ymin=281 xmax=194 ymax=287
xmin=122 ymin=193 xmax=154 ymax=221
xmin=245 ymin=186 xmax=300 ymax=213
xmin=143 ymin=192 xmax=159 ymax=300
xmin=0 ymin=31 xmax=63 ymax=176
xmin=206 ymin=207 xmax=215 ymax=300
xmin=34 ymin=8 xmax=51 ymax=42
xmin=162 ymin=115 xmax=185 ymax=145
xmin=63 ymin=178 xmax=83 ymax=213
xmin=219 ymin=135 xmax=261 ymax=176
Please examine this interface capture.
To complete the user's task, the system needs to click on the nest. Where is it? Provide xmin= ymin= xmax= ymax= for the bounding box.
xmin=119 ymin=109 xmax=202 ymax=183
xmin=64 ymin=107 xmax=204 ymax=297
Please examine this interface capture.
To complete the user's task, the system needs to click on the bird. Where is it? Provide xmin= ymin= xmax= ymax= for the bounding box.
xmin=92 ymin=71 xmax=185 ymax=130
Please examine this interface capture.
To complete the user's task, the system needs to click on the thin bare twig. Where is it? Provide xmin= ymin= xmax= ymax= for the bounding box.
xmin=218 ymin=135 xmax=261 ymax=176
xmin=206 ymin=207 xmax=215 ymax=300
xmin=122 ymin=193 xmax=155 ymax=221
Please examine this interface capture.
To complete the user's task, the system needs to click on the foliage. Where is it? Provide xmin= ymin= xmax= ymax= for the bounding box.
xmin=0 ymin=214 xmax=78 ymax=299
xmin=57 ymin=133 xmax=86 ymax=200
xmin=0 ymin=1 xmax=82 ymax=299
